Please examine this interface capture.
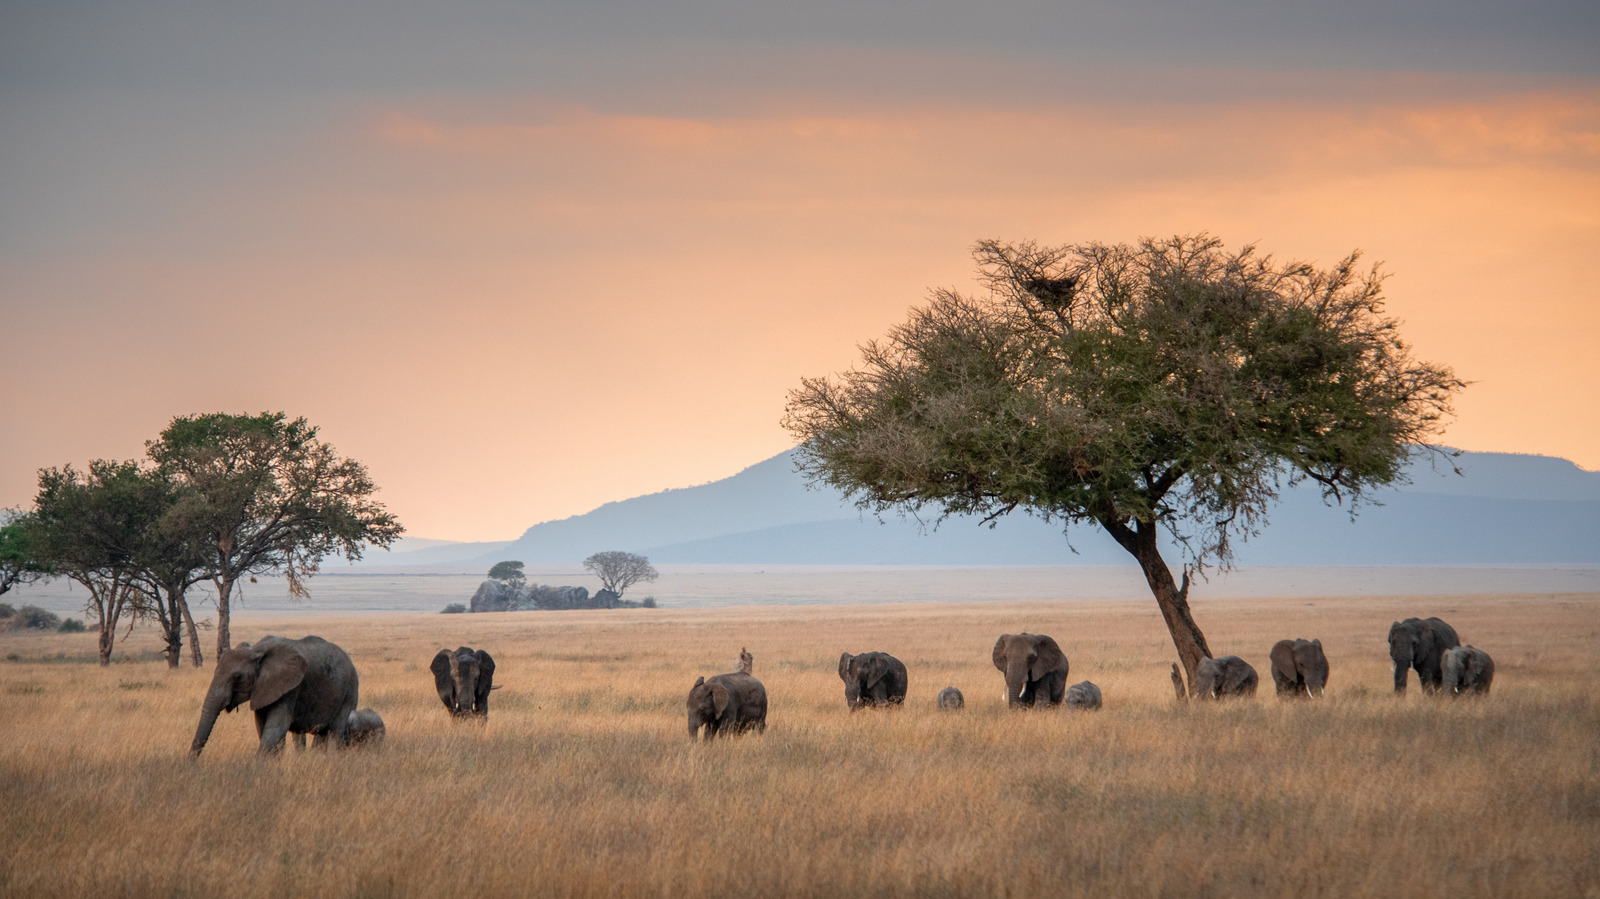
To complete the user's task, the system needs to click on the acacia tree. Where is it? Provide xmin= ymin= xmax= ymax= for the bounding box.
xmin=129 ymin=477 xmax=213 ymax=669
xmin=783 ymin=236 xmax=1464 ymax=693
xmin=0 ymin=513 xmax=49 ymax=598
xmin=582 ymin=551 xmax=658 ymax=601
xmin=147 ymin=412 xmax=404 ymax=657
xmin=27 ymin=461 xmax=160 ymax=665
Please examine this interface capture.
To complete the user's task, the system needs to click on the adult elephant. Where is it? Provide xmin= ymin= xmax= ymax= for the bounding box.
xmin=432 ymin=646 xmax=496 ymax=719
xmin=687 ymin=671 xmax=767 ymax=740
xmin=190 ymin=635 xmax=359 ymax=756
xmin=992 ymin=633 xmax=1069 ymax=708
xmin=838 ymin=651 xmax=908 ymax=710
xmin=1269 ymin=638 xmax=1330 ymax=699
xmin=1388 ymin=617 xmax=1460 ymax=694
xmin=1441 ymin=645 xmax=1494 ymax=696
xmin=1195 ymin=655 xmax=1258 ymax=700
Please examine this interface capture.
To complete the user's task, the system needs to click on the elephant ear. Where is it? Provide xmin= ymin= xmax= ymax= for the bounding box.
xmin=710 ymin=682 xmax=732 ymax=719
xmin=838 ymin=652 xmax=853 ymax=682
xmin=251 ymin=644 xmax=308 ymax=710
xmin=992 ymin=636 xmax=1010 ymax=673
xmin=865 ymin=655 xmax=889 ymax=690
xmin=430 ymin=650 xmax=454 ymax=702
xmin=474 ymin=650 xmax=496 ymax=701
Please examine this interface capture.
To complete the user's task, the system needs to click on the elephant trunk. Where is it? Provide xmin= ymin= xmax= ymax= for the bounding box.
xmin=1005 ymin=655 xmax=1030 ymax=707
xmin=1391 ymin=652 xmax=1410 ymax=694
xmin=190 ymin=684 xmax=229 ymax=757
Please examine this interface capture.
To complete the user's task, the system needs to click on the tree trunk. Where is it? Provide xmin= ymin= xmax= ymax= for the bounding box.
xmin=159 ymin=582 xmax=184 ymax=669
xmin=214 ymin=573 xmax=235 ymax=658
xmin=181 ymin=596 xmax=203 ymax=668
xmin=1100 ymin=517 xmax=1213 ymax=695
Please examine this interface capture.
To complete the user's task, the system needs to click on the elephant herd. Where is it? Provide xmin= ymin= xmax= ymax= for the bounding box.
xmin=188 ymin=616 xmax=1496 ymax=756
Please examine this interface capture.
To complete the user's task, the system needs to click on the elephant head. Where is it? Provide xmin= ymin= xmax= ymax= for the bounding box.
xmin=687 ymin=675 xmax=733 ymax=739
xmin=432 ymin=646 xmax=496 ymax=718
xmin=190 ymin=638 xmax=309 ymax=756
xmin=992 ymin=633 xmax=1069 ymax=708
xmin=1388 ymin=617 xmax=1460 ymax=694
xmin=1270 ymin=638 xmax=1330 ymax=699
xmin=347 ymin=708 xmax=386 ymax=746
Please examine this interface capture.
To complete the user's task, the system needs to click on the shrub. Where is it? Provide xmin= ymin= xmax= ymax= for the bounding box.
xmin=441 ymin=603 xmax=467 ymax=614
xmin=0 ymin=603 xmax=14 ymax=619
xmin=641 ymin=597 xmax=657 ymax=609
xmin=17 ymin=606 xmax=60 ymax=630
xmin=57 ymin=618 xmax=86 ymax=633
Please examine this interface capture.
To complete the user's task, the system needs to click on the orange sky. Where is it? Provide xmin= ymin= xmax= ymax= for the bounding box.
xmin=3 ymin=16 xmax=1598 ymax=542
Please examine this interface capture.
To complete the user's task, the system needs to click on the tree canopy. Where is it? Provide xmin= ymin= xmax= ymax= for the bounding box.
xmin=0 ymin=514 xmax=48 ymax=598
xmin=783 ymin=235 xmax=1464 ymax=691
xmin=582 ymin=551 xmax=658 ymax=599
xmin=147 ymin=412 xmax=403 ymax=656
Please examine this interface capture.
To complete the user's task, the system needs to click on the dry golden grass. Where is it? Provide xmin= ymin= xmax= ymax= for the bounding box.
xmin=1 ymin=591 xmax=1597 ymax=897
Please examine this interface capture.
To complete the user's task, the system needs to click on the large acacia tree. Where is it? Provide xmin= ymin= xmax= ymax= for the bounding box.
xmin=783 ymin=236 xmax=1464 ymax=692
xmin=147 ymin=412 xmax=403 ymax=656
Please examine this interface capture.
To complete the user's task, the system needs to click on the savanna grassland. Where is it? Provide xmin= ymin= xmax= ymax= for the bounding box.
xmin=1 ymin=592 xmax=1597 ymax=897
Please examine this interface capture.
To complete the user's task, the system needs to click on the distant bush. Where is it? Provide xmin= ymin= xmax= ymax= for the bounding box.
xmin=16 ymin=606 xmax=60 ymax=630
xmin=58 ymin=618 xmax=86 ymax=633
xmin=640 ymin=597 xmax=657 ymax=608
xmin=441 ymin=603 xmax=467 ymax=614
xmin=0 ymin=603 xmax=14 ymax=619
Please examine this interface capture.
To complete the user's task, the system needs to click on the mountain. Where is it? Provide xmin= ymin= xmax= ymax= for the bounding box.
xmin=362 ymin=447 xmax=1598 ymax=567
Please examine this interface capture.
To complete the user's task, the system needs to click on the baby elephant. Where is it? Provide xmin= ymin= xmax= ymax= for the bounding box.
xmin=347 ymin=708 xmax=386 ymax=746
xmin=937 ymin=686 xmax=964 ymax=711
xmin=1064 ymin=680 xmax=1102 ymax=710
xmin=431 ymin=646 xmax=496 ymax=720
xmin=1195 ymin=656 xmax=1259 ymax=700
xmin=687 ymin=671 xmax=768 ymax=740
xmin=838 ymin=651 xmax=909 ymax=710
xmin=1269 ymin=638 xmax=1330 ymax=699
xmin=1441 ymin=645 xmax=1494 ymax=696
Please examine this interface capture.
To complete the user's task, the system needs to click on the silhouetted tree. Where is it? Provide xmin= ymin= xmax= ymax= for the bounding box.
xmin=784 ymin=235 xmax=1464 ymax=693
xmin=582 ymin=551 xmax=658 ymax=601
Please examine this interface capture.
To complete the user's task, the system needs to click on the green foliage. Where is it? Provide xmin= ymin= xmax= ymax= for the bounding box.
xmin=784 ymin=235 xmax=1465 ymax=571
xmin=58 ymin=618 xmax=86 ymax=633
xmin=1 ymin=515 xmax=50 ymax=596
xmin=487 ymin=560 xmax=525 ymax=581
xmin=17 ymin=605 xmax=61 ymax=630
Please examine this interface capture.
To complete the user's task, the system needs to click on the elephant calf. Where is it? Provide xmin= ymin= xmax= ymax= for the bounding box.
xmin=1064 ymin=680 xmax=1102 ymax=710
xmin=347 ymin=708 xmax=386 ymax=746
xmin=432 ymin=646 xmax=496 ymax=720
xmin=1441 ymin=645 xmax=1494 ymax=696
xmin=937 ymin=686 xmax=964 ymax=711
xmin=838 ymin=651 xmax=909 ymax=710
xmin=1269 ymin=638 xmax=1330 ymax=699
xmin=1195 ymin=656 xmax=1258 ymax=700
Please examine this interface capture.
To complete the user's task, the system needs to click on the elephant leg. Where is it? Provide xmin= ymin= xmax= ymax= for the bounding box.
xmin=256 ymin=705 xmax=294 ymax=754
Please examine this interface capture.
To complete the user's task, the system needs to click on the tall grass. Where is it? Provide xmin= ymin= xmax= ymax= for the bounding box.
xmin=1 ymin=593 xmax=1596 ymax=897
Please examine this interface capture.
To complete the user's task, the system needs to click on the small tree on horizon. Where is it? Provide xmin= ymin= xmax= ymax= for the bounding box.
xmin=783 ymin=235 xmax=1465 ymax=693
xmin=487 ymin=560 xmax=527 ymax=599
xmin=582 ymin=551 xmax=658 ymax=601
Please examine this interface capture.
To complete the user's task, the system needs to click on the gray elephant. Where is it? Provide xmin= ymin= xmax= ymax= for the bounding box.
xmin=1064 ymin=680 xmax=1102 ymax=710
xmin=993 ymin=633 xmax=1070 ymax=708
xmin=432 ymin=646 xmax=496 ymax=719
xmin=1388 ymin=617 xmax=1460 ymax=694
xmin=1195 ymin=655 xmax=1258 ymax=700
xmin=190 ymin=635 xmax=359 ymax=756
xmin=937 ymin=686 xmax=964 ymax=710
xmin=687 ymin=671 xmax=767 ymax=740
xmin=1269 ymin=638 xmax=1330 ymax=699
xmin=347 ymin=708 xmax=386 ymax=746
xmin=1441 ymin=645 xmax=1494 ymax=696
xmin=838 ymin=651 xmax=909 ymax=710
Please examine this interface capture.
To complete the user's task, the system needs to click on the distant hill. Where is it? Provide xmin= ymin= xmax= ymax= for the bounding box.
xmin=371 ymin=447 xmax=1599 ymax=567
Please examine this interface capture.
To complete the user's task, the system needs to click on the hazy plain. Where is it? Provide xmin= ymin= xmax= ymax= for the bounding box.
xmin=1 ymin=578 xmax=1597 ymax=897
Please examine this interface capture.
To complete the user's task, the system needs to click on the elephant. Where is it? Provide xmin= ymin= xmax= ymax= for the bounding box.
xmin=190 ymin=635 xmax=359 ymax=756
xmin=1195 ymin=655 xmax=1258 ymax=700
xmin=1064 ymin=680 xmax=1102 ymax=710
xmin=1269 ymin=638 xmax=1330 ymax=699
xmin=1388 ymin=617 xmax=1460 ymax=694
xmin=431 ymin=646 xmax=496 ymax=719
xmin=1441 ymin=645 xmax=1494 ymax=696
xmin=838 ymin=651 xmax=909 ymax=710
xmin=992 ymin=633 xmax=1069 ymax=708
xmin=937 ymin=686 xmax=965 ymax=711
xmin=346 ymin=708 xmax=386 ymax=746
xmin=687 ymin=671 xmax=767 ymax=740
